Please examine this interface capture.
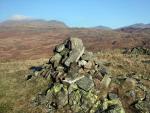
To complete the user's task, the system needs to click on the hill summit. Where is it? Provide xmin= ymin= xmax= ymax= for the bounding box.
xmin=26 ymin=37 xmax=150 ymax=113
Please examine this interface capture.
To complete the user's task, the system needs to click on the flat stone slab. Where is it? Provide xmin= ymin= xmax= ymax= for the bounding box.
xmin=76 ymin=75 xmax=94 ymax=91
xmin=62 ymin=75 xmax=85 ymax=85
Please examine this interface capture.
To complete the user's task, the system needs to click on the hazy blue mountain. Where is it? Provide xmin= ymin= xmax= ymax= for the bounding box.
xmin=93 ymin=25 xmax=112 ymax=30
xmin=0 ymin=19 xmax=68 ymax=28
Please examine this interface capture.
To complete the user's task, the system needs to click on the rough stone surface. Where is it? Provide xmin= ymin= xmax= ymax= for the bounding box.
xmin=64 ymin=37 xmax=85 ymax=67
xmin=27 ymin=37 xmax=149 ymax=113
xmin=76 ymin=75 xmax=94 ymax=91
xmin=55 ymin=43 xmax=65 ymax=52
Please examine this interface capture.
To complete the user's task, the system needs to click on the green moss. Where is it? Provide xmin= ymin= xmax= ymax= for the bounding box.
xmin=53 ymin=83 xmax=63 ymax=93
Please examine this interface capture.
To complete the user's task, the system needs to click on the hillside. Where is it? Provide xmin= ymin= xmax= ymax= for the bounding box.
xmin=0 ymin=20 xmax=150 ymax=60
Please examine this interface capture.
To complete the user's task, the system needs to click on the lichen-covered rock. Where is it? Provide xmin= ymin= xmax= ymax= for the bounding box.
xmin=76 ymin=75 xmax=94 ymax=91
xmin=69 ymin=90 xmax=82 ymax=112
xmin=80 ymin=90 xmax=98 ymax=112
xmin=68 ymin=83 xmax=78 ymax=94
xmin=51 ymin=83 xmax=63 ymax=93
xmin=97 ymin=99 xmax=125 ymax=113
xmin=55 ymin=86 xmax=68 ymax=108
xmin=134 ymin=101 xmax=150 ymax=113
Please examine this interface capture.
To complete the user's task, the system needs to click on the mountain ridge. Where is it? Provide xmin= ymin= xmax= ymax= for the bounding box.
xmin=0 ymin=19 xmax=150 ymax=30
xmin=0 ymin=19 xmax=68 ymax=28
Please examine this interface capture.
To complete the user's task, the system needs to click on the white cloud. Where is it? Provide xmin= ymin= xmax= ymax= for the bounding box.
xmin=9 ymin=15 xmax=32 ymax=21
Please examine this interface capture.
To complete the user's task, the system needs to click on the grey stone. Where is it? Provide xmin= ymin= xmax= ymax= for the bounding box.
xmin=84 ymin=61 xmax=93 ymax=69
xmin=98 ymin=76 xmax=111 ymax=99
xmin=81 ymin=51 xmax=94 ymax=61
xmin=59 ymin=48 xmax=69 ymax=56
xmin=78 ymin=60 xmax=87 ymax=67
xmin=101 ymin=99 xmax=125 ymax=113
xmin=68 ymin=83 xmax=78 ymax=94
xmin=50 ymin=53 xmax=62 ymax=68
xmin=55 ymin=43 xmax=65 ymax=52
xmin=56 ymin=66 xmax=64 ymax=72
xmin=108 ymin=92 xmax=118 ymax=100
xmin=134 ymin=101 xmax=150 ymax=113
xmin=145 ymin=91 xmax=150 ymax=101
xmin=63 ymin=75 xmax=85 ymax=85
xmin=106 ymin=105 xmax=125 ymax=113
xmin=80 ymin=90 xmax=98 ymax=112
xmin=100 ymin=76 xmax=111 ymax=89
xmin=64 ymin=37 xmax=85 ymax=67
xmin=65 ymin=48 xmax=85 ymax=67
xmin=69 ymin=37 xmax=84 ymax=50
xmin=46 ymin=89 xmax=53 ymax=103
xmin=55 ymin=87 xmax=68 ymax=108
xmin=76 ymin=75 xmax=94 ymax=91
xmin=99 ymin=66 xmax=108 ymax=76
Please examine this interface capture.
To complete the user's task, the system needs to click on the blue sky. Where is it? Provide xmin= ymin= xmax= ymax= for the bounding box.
xmin=0 ymin=0 xmax=150 ymax=28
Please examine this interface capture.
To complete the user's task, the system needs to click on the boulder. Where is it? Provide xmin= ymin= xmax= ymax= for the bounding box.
xmin=64 ymin=37 xmax=85 ymax=66
xmin=55 ymin=43 xmax=65 ymax=52
xmin=64 ymin=48 xmax=85 ymax=67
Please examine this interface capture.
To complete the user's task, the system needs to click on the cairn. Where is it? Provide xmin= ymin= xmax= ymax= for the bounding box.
xmin=27 ymin=37 xmax=150 ymax=113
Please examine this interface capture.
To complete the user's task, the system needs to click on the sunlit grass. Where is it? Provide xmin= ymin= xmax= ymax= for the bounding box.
xmin=0 ymin=50 xmax=149 ymax=113
xmin=0 ymin=58 xmax=49 ymax=113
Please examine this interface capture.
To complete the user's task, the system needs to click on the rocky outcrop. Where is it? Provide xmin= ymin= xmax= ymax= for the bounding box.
xmin=123 ymin=47 xmax=150 ymax=55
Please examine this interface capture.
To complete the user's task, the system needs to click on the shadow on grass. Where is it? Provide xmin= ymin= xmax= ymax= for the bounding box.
xmin=29 ymin=66 xmax=43 ymax=71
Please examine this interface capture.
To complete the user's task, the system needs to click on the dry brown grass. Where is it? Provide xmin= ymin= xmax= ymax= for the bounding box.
xmin=0 ymin=58 xmax=49 ymax=113
xmin=0 ymin=50 xmax=149 ymax=113
xmin=97 ymin=50 xmax=150 ymax=77
xmin=0 ymin=28 xmax=150 ymax=60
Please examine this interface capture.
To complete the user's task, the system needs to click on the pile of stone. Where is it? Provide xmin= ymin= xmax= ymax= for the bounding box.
xmin=27 ymin=37 xmax=150 ymax=113
xmin=123 ymin=47 xmax=150 ymax=55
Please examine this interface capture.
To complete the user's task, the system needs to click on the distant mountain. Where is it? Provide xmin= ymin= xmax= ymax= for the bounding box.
xmin=127 ymin=23 xmax=150 ymax=29
xmin=119 ymin=23 xmax=150 ymax=30
xmin=117 ymin=23 xmax=150 ymax=33
xmin=0 ymin=19 xmax=68 ymax=28
xmin=93 ymin=25 xmax=112 ymax=30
